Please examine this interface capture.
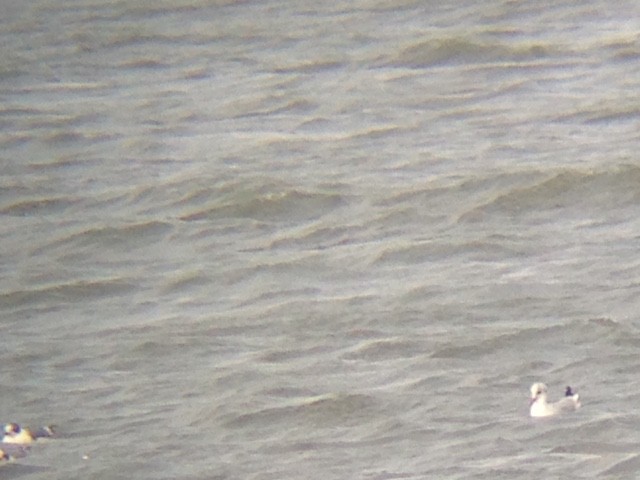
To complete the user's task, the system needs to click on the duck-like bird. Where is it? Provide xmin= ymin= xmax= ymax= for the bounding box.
xmin=2 ymin=423 xmax=55 ymax=445
xmin=529 ymin=382 xmax=581 ymax=417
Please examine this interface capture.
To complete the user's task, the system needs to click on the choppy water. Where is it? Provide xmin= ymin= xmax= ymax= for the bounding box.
xmin=1 ymin=1 xmax=640 ymax=478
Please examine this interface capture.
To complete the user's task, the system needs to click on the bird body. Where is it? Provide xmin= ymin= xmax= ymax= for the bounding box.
xmin=2 ymin=423 xmax=55 ymax=445
xmin=2 ymin=423 xmax=34 ymax=444
xmin=530 ymin=382 xmax=581 ymax=417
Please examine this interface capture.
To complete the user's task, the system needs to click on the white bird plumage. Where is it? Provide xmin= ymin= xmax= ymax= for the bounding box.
xmin=2 ymin=423 xmax=55 ymax=445
xmin=2 ymin=423 xmax=35 ymax=445
xmin=529 ymin=382 xmax=581 ymax=417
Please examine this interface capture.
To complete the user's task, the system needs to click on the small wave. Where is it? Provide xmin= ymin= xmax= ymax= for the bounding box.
xmin=39 ymin=221 xmax=173 ymax=254
xmin=459 ymin=165 xmax=640 ymax=222
xmin=181 ymin=189 xmax=344 ymax=223
xmin=431 ymin=318 xmax=628 ymax=360
xmin=259 ymin=345 xmax=328 ymax=364
xmin=225 ymin=96 xmax=317 ymax=119
xmin=273 ymin=60 xmax=345 ymax=74
xmin=43 ymin=130 xmax=89 ymax=145
xmin=261 ymin=387 xmax=319 ymax=398
xmin=603 ymin=36 xmax=640 ymax=62
xmin=375 ymin=239 xmax=516 ymax=265
xmin=582 ymin=103 xmax=640 ymax=124
xmin=223 ymin=393 xmax=378 ymax=431
xmin=343 ymin=338 xmax=425 ymax=361
xmin=384 ymin=36 xmax=552 ymax=68
xmin=119 ymin=58 xmax=168 ymax=69
xmin=599 ymin=455 xmax=640 ymax=477
xmin=0 ymin=278 xmax=135 ymax=308
xmin=159 ymin=270 xmax=209 ymax=295
xmin=0 ymin=196 xmax=78 ymax=216
xmin=556 ymin=96 xmax=640 ymax=124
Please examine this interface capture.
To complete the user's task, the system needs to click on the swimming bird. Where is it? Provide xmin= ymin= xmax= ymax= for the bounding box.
xmin=32 ymin=425 xmax=55 ymax=439
xmin=2 ymin=423 xmax=34 ymax=444
xmin=2 ymin=423 xmax=55 ymax=445
xmin=0 ymin=442 xmax=29 ymax=461
xmin=529 ymin=382 xmax=581 ymax=417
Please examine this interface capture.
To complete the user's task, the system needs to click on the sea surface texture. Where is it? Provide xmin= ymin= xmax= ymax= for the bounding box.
xmin=1 ymin=1 xmax=640 ymax=478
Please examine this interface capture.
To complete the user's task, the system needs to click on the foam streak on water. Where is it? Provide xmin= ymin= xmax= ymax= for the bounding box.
xmin=1 ymin=1 xmax=640 ymax=478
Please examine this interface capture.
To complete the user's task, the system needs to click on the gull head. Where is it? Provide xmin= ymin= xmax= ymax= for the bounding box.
xmin=3 ymin=423 xmax=21 ymax=435
xmin=529 ymin=382 xmax=548 ymax=405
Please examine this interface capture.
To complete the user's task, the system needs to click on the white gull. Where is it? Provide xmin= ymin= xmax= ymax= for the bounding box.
xmin=529 ymin=382 xmax=581 ymax=417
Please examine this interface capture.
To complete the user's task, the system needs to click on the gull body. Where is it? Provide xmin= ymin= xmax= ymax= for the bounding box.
xmin=2 ymin=423 xmax=34 ymax=444
xmin=529 ymin=382 xmax=581 ymax=417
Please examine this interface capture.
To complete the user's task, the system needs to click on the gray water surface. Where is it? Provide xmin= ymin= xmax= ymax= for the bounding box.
xmin=1 ymin=1 xmax=640 ymax=478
